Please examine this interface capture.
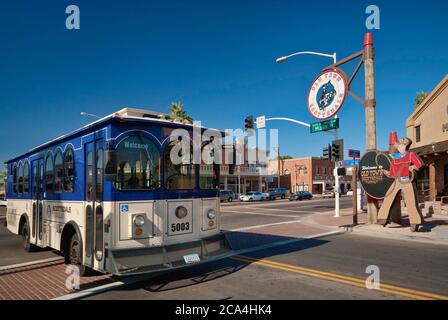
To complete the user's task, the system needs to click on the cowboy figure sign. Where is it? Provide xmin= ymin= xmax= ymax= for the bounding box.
xmin=377 ymin=137 xmax=425 ymax=232
xmin=359 ymin=134 xmax=425 ymax=232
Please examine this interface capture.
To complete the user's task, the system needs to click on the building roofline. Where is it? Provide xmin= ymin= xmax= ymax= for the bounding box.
xmin=406 ymin=74 xmax=448 ymax=128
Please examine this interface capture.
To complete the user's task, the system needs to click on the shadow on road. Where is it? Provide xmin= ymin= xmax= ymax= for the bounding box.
xmin=113 ymin=231 xmax=331 ymax=296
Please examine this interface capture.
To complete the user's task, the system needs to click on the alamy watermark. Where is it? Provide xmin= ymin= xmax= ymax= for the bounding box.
xmin=65 ymin=265 xmax=80 ymax=290
xmin=365 ymin=5 xmax=380 ymax=30
xmin=66 ymin=5 xmax=80 ymax=30
xmin=365 ymin=265 xmax=380 ymax=289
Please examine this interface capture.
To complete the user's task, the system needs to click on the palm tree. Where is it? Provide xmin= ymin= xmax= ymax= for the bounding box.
xmin=414 ymin=91 xmax=429 ymax=109
xmin=169 ymin=102 xmax=193 ymax=124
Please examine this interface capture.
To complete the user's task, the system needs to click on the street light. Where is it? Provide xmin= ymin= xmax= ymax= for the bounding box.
xmin=276 ymin=51 xmax=337 ymax=64
xmin=275 ymin=49 xmax=341 ymax=217
xmin=80 ymin=112 xmax=101 ymax=119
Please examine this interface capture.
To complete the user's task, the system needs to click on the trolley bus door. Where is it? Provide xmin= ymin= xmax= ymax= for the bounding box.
xmin=31 ymin=158 xmax=44 ymax=247
xmin=84 ymin=138 xmax=105 ymax=269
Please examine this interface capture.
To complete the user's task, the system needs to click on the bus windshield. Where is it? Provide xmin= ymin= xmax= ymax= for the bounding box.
xmin=114 ymin=135 xmax=160 ymax=190
xmin=164 ymin=141 xmax=195 ymax=190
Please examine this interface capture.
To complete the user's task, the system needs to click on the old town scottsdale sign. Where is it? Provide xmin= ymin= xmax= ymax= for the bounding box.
xmin=307 ymin=69 xmax=347 ymax=120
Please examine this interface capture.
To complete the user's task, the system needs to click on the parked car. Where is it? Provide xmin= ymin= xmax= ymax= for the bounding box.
xmin=346 ymin=190 xmax=353 ymax=196
xmin=219 ymin=190 xmax=236 ymax=202
xmin=263 ymin=188 xmax=288 ymax=200
xmin=0 ymin=199 xmax=6 ymax=207
xmin=322 ymin=190 xmax=335 ymax=198
xmin=289 ymin=191 xmax=313 ymax=201
xmin=240 ymin=191 xmax=265 ymax=202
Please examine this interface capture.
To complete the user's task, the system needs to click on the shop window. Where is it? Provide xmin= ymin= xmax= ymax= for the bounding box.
xmin=415 ymin=126 xmax=421 ymax=143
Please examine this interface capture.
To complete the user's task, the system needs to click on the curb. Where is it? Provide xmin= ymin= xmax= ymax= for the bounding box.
xmin=340 ymin=225 xmax=448 ymax=246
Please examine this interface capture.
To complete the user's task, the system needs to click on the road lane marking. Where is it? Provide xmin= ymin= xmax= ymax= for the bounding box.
xmin=232 ymin=255 xmax=448 ymax=300
xmin=0 ymin=257 xmax=64 ymax=271
xmin=221 ymin=210 xmax=303 ymax=218
xmin=228 ymin=220 xmax=302 ymax=232
xmin=56 ymin=230 xmax=343 ymax=300
xmin=242 ymin=207 xmax=315 ymax=214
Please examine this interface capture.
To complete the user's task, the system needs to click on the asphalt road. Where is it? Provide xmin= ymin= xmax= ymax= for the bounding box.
xmin=86 ymin=233 xmax=448 ymax=300
xmin=0 ymin=207 xmax=60 ymax=266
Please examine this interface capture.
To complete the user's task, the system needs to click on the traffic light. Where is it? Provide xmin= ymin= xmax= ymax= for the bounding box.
xmin=244 ymin=115 xmax=254 ymax=131
xmin=331 ymin=139 xmax=344 ymax=162
xmin=337 ymin=167 xmax=346 ymax=176
xmin=323 ymin=144 xmax=332 ymax=161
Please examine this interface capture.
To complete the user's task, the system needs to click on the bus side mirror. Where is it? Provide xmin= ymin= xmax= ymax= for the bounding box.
xmin=104 ymin=150 xmax=117 ymax=181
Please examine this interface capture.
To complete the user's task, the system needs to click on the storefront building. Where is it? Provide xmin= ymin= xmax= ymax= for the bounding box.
xmin=267 ymin=157 xmax=351 ymax=194
xmin=406 ymin=74 xmax=448 ymax=202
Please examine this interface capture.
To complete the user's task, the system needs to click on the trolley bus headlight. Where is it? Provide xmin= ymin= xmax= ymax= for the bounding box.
xmin=133 ymin=215 xmax=145 ymax=227
xmin=207 ymin=209 xmax=216 ymax=220
xmin=175 ymin=206 xmax=188 ymax=219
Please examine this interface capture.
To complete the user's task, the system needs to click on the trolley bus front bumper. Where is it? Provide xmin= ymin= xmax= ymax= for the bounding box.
xmin=109 ymin=233 xmax=232 ymax=276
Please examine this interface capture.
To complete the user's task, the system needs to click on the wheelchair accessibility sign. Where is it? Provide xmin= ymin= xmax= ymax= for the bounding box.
xmin=120 ymin=204 xmax=129 ymax=212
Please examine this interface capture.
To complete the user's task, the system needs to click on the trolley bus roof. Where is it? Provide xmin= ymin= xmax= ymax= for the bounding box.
xmin=4 ymin=108 xmax=226 ymax=164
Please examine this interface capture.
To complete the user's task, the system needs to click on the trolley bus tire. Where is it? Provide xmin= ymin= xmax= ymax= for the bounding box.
xmin=21 ymin=221 xmax=35 ymax=252
xmin=68 ymin=233 xmax=91 ymax=277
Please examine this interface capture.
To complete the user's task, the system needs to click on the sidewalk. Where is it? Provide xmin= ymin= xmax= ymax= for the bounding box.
xmin=305 ymin=207 xmax=448 ymax=246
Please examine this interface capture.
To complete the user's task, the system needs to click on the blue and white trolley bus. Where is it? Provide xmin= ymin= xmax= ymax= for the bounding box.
xmin=5 ymin=108 xmax=231 ymax=275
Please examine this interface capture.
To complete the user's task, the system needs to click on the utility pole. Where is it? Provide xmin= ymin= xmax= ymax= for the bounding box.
xmin=276 ymin=147 xmax=281 ymax=188
xmin=364 ymin=33 xmax=378 ymax=224
xmin=352 ymin=161 xmax=358 ymax=225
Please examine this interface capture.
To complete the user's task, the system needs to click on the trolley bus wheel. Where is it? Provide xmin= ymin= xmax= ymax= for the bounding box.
xmin=68 ymin=233 xmax=89 ymax=276
xmin=21 ymin=221 xmax=35 ymax=252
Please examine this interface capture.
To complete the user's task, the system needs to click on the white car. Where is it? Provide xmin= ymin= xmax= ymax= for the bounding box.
xmin=0 ymin=199 xmax=7 ymax=207
xmin=346 ymin=190 xmax=353 ymax=196
xmin=239 ymin=192 xmax=265 ymax=202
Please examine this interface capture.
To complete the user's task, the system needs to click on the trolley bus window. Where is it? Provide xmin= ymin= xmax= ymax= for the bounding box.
xmin=63 ymin=148 xmax=75 ymax=192
xmin=164 ymin=141 xmax=195 ymax=190
xmin=114 ymin=135 xmax=160 ymax=191
xmin=18 ymin=164 xmax=23 ymax=194
xmin=13 ymin=165 xmax=17 ymax=195
xmin=23 ymin=162 xmax=30 ymax=194
xmin=54 ymin=151 xmax=63 ymax=193
xmin=199 ymin=142 xmax=219 ymax=189
xmin=45 ymin=154 xmax=54 ymax=193
xmin=96 ymin=148 xmax=103 ymax=200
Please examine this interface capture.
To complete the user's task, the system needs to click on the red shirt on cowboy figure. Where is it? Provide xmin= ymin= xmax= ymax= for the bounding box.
xmin=387 ymin=150 xmax=424 ymax=179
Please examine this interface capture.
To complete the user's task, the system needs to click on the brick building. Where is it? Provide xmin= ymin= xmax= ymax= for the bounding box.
xmin=267 ymin=157 xmax=352 ymax=195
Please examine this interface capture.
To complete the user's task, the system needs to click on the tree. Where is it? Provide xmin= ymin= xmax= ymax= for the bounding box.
xmin=414 ymin=91 xmax=429 ymax=109
xmin=169 ymin=102 xmax=193 ymax=124
xmin=275 ymin=155 xmax=293 ymax=160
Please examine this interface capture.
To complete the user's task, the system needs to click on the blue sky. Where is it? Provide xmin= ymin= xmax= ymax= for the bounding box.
xmin=1 ymin=0 xmax=447 ymax=165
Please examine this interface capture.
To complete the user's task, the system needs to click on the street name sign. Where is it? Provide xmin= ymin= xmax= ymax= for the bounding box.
xmin=310 ymin=118 xmax=339 ymax=133
xmin=342 ymin=159 xmax=360 ymax=167
xmin=256 ymin=116 xmax=266 ymax=129
xmin=348 ymin=149 xmax=361 ymax=158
